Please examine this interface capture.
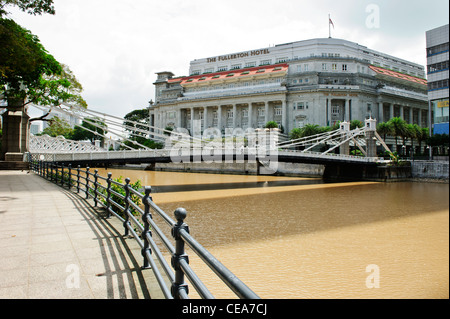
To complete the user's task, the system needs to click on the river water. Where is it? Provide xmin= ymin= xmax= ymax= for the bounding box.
xmin=95 ymin=168 xmax=449 ymax=299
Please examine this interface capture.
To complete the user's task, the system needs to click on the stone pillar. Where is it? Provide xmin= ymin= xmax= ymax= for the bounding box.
xmin=378 ymin=102 xmax=384 ymax=123
xmin=339 ymin=121 xmax=350 ymax=155
xmin=264 ymin=101 xmax=269 ymax=125
xmin=1 ymin=98 xmax=29 ymax=162
xmin=365 ymin=118 xmax=378 ymax=158
xmin=233 ymin=104 xmax=237 ymax=129
xmin=217 ymin=105 xmax=222 ymax=134
xmin=248 ymin=103 xmax=253 ymax=129
xmin=203 ymin=106 xmax=208 ymax=130
xmin=344 ymin=99 xmax=350 ymax=122
xmin=281 ymin=100 xmax=287 ymax=132
xmin=389 ymin=103 xmax=394 ymax=120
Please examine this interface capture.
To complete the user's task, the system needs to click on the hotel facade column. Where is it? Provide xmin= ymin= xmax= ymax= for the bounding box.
xmin=177 ymin=109 xmax=182 ymax=128
xmin=345 ymin=99 xmax=350 ymax=122
xmin=389 ymin=103 xmax=394 ymax=120
xmin=409 ymin=107 xmax=413 ymax=124
xmin=264 ymin=101 xmax=269 ymax=124
xmin=248 ymin=103 xmax=253 ymax=129
xmin=203 ymin=106 xmax=208 ymax=130
xmin=281 ymin=100 xmax=287 ymax=132
xmin=217 ymin=105 xmax=222 ymax=133
xmin=378 ymin=101 xmax=383 ymax=122
xmin=233 ymin=104 xmax=237 ymax=129
xmin=400 ymin=105 xmax=404 ymax=120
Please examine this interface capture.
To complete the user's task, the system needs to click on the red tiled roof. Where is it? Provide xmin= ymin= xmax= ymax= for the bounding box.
xmin=168 ymin=63 xmax=289 ymax=85
xmin=369 ymin=65 xmax=427 ymax=86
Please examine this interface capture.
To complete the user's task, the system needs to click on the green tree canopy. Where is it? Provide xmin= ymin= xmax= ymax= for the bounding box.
xmin=0 ymin=18 xmax=86 ymax=108
xmin=39 ymin=115 xmax=72 ymax=138
xmin=123 ymin=109 xmax=149 ymax=137
xmin=70 ymin=117 xmax=107 ymax=143
xmin=0 ymin=0 xmax=55 ymax=17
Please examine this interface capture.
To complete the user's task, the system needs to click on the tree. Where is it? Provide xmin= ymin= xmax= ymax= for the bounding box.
xmin=377 ymin=122 xmax=393 ymax=140
xmin=70 ymin=117 xmax=107 ymax=144
xmin=265 ymin=121 xmax=278 ymax=129
xmin=123 ymin=109 xmax=149 ymax=137
xmin=388 ymin=117 xmax=407 ymax=149
xmin=300 ymin=124 xmax=321 ymax=137
xmin=39 ymin=116 xmax=72 ymax=138
xmin=0 ymin=18 xmax=86 ymax=109
xmin=350 ymin=120 xmax=363 ymax=130
xmin=0 ymin=0 xmax=55 ymax=17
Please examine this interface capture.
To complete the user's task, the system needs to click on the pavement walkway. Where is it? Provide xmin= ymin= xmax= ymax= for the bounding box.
xmin=0 ymin=170 xmax=166 ymax=299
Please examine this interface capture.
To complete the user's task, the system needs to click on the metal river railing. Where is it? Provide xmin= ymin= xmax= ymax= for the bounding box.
xmin=29 ymin=160 xmax=260 ymax=300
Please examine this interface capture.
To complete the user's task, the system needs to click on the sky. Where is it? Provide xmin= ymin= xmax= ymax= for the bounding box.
xmin=5 ymin=0 xmax=450 ymax=119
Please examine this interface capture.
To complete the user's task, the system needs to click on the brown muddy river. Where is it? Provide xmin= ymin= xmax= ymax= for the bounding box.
xmin=95 ymin=168 xmax=449 ymax=299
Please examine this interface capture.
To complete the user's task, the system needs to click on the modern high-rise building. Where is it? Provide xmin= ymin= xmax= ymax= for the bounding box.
xmin=426 ymin=24 xmax=449 ymax=135
xmin=150 ymin=37 xmax=428 ymax=137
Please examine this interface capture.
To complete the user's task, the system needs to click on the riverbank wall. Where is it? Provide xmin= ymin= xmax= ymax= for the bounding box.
xmin=149 ymin=161 xmax=325 ymax=178
xmin=411 ymin=160 xmax=449 ymax=180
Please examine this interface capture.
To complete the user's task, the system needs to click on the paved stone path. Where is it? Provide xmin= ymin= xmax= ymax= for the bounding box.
xmin=0 ymin=170 xmax=165 ymax=299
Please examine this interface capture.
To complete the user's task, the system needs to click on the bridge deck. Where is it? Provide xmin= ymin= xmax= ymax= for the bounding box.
xmin=0 ymin=170 xmax=165 ymax=299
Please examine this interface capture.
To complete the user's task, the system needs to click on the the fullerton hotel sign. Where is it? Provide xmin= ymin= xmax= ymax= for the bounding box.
xmin=207 ymin=49 xmax=270 ymax=63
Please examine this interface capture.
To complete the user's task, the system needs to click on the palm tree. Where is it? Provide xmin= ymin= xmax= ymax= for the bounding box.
xmin=406 ymin=124 xmax=419 ymax=156
xmin=301 ymin=124 xmax=321 ymax=137
xmin=417 ymin=127 xmax=429 ymax=155
xmin=388 ymin=117 xmax=407 ymax=151
xmin=376 ymin=121 xmax=393 ymax=140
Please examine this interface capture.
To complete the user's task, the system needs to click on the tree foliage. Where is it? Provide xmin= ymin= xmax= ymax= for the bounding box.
xmin=0 ymin=0 xmax=55 ymax=17
xmin=71 ymin=117 xmax=107 ymax=142
xmin=1 ymin=4 xmax=86 ymax=109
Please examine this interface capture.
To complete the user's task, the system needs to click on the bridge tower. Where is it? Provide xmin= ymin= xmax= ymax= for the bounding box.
xmin=1 ymin=98 xmax=29 ymax=162
xmin=365 ymin=117 xmax=377 ymax=158
xmin=339 ymin=121 xmax=350 ymax=155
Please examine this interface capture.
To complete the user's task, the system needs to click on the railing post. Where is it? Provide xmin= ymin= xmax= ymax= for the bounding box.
xmin=50 ymin=162 xmax=54 ymax=182
xmin=67 ymin=164 xmax=72 ymax=189
xmin=122 ymin=178 xmax=131 ymax=236
xmin=85 ymin=167 xmax=90 ymax=199
xmin=76 ymin=165 xmax=81 ymax=194
xmin=60 ymin=163 xmax=65 ymax=186
xmin=93 ymin=169 xmax=99 ymax=207
xmin=141 ymin=186 xmax=153 ymax=269
xmin=171 ymin=208 xmax=190 ymax=299
xmin=106 ymin=172 xmax=112 ymax=218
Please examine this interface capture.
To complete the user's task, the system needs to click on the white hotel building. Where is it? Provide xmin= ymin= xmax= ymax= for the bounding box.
xmin=149 ymin=37 xmax=428 ymax=136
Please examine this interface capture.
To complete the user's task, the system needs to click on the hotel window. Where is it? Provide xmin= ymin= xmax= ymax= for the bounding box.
xmin=242 ymin=109 xmax=248 ymax=118
xmin=342 ymin=64 xmax=348 ymax=71
xmin=218 ymin=66 xmax=228 ymax=72
xmin=258 ymin=107 xmax=265 ymax=117
xmin=297 ymin=65 xmax=302 ymax=72
xmin=332 ymin=64 xmax=337 ymax=71
xmin=227 ymin=110 xmax=234 ymax=119
xmin=260 ymin=59 xmax=271 ymax=66
xmin=245 ymin=62 xmax=256 ymax=68
xmin=277 ymin=57 xmax=288 ymax=63
xmin=275 ymin=108 xmax=282 ymax=116
xmin=231 ymin=64 xmax=241 ymax=70
xmin=199 ymin=111 xmax=204 ymax=120
xmin=191 ymin=70 xmax=201 ymax=75
xmin=304 ymin=64 xmax=309 ymax=71
xmin=213 ymin=111 xmax=218 ymax=119
xmin=322 ymin=63 xmax=328 ymax=71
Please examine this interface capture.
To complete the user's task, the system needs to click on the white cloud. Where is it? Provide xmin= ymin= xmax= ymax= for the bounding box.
xmin=6 ymin=0 xmax=449 ymax=118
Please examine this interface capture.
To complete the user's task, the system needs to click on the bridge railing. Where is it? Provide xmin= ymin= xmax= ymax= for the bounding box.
xmin=29 ymin=160 xmax=259 ymax=300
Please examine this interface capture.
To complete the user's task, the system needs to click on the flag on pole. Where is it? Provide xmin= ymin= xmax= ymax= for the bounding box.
xmin=328 ymin=14 xmax=334 ymax=38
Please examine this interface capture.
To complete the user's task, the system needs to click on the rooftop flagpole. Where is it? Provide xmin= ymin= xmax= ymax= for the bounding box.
xmin=329 ymin=14 xmax=334 ymax=38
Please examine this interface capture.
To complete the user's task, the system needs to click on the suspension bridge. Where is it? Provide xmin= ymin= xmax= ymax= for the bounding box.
xmin=26 ymin=104 xmax=396 ymax=180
